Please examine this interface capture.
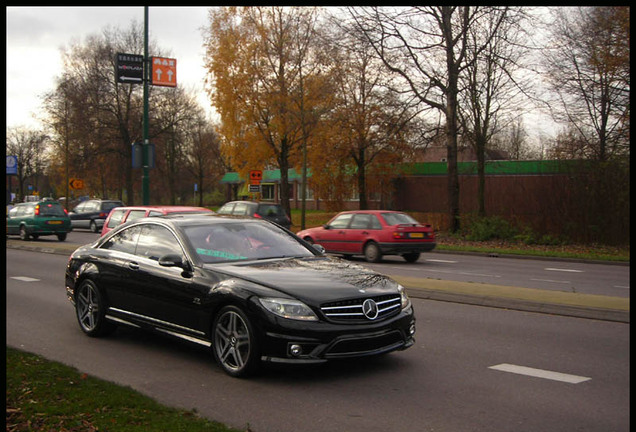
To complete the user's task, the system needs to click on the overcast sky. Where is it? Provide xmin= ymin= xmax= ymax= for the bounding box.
xmin=6 ymin=6 xmax=213 ymax=130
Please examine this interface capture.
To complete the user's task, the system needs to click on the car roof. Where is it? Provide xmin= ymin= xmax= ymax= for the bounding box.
xmin=113 ymin=205 xmax=211 ymax=212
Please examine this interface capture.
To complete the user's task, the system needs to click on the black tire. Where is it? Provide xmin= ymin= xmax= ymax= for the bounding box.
xmin=364 ymin=242 xmax=382 ymax=263
xmin=57 ymin=233 xmax=67 ymax=241
xmin=403 ymin=253 xmax=420 ymax=263
xmin=212 ymin=305 xmax=260 ymax=377
xmin=19 ymin=225 xmax=30 ymax=241
xmin=75 ymin=279 xmax=116 ymax=337
xmin=89 ymin=220 xmax=98 ymax=233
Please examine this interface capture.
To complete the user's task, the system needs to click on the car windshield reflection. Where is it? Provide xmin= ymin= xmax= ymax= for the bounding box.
xmin=185 ymin=222 xmax=313 ymax=264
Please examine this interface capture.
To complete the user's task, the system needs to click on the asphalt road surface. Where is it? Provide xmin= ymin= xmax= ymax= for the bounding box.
xmin=6 ymin=248 xmax=630 ymax=432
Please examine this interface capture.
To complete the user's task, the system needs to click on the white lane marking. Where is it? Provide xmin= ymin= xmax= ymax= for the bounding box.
xmin=530 ymin=278 xmax=571 ymax=284
xmin=545 ymin=268 xmax=583 ymax=273
xmin=425 ymin=259 xmax=459 ymax=263
xmin=614 ymin=285 xmax=630 ymax=289
xmin=425 ymin=269 xmax=501 ymax=278
xmin=489 ymin=363 xmax=591 ymax=384
xmin=11 ymin=276 xmax=40 ymax=282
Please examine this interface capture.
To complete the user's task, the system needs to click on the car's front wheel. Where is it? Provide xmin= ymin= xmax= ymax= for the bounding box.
xmin=75 ymin=279 xmax=116 ymax=337
xmin=364 ymin=242 xmax=382 ymax=263
xmin=212 ymin=305 xmax=260 ymax=377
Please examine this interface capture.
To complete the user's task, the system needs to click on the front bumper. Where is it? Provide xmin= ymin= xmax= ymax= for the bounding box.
xmin=254 ymin=302 xmax=416 ymax=364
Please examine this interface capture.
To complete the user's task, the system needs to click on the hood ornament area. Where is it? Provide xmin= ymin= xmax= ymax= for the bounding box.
xmin=362 ymin=299 xmax=379 ymax=320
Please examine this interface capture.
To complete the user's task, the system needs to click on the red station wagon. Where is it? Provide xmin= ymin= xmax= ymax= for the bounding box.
xmin=296 ymin=210 xmax=436 ymax=263
xmin=100 ymin=205 xmax=213 ymax=236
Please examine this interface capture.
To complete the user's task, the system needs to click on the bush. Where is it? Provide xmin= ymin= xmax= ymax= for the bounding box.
xmin=461 ymin=215 xmax=519 ymax=242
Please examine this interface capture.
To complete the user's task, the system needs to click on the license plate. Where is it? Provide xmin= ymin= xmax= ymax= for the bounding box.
xmin=409 ymin=233 xmax=424 ymax=238
xmin=48 ymin=220 xmax=62 ymax=225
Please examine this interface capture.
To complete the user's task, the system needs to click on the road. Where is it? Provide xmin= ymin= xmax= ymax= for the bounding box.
xmin=6 ymin=248 xmax=630 ymax=432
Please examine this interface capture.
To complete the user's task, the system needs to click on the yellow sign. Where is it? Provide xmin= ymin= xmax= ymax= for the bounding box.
xmin=69 ymin=178 xmax=84 ymax=190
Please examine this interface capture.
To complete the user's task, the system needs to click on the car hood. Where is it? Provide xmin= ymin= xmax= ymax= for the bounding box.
xmin=206 ymin=256 xmax=398 ymax=304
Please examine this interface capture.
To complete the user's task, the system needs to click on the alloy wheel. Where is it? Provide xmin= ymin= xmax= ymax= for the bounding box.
xmin=213 ymin=307 xmax=256 ymax=376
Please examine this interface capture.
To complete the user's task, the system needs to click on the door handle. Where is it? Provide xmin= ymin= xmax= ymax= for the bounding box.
xmin=362 ymin=231 xmax=369 ymax=235
xmin=128 ymin=261 xmax=139 ymax=270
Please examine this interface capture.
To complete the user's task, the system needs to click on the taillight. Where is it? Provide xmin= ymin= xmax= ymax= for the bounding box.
xmin=64 ymin=208 xmax=68 ymax=215
xmin=99 ymin=212 xmax=107 ymax=218
xmin=393 ymin=231 xmax=404 ymax=239
xmin=34 ymin=205 xmax=40 ymax=216
xmin=253 ymin=213 xmax=262 ymax=219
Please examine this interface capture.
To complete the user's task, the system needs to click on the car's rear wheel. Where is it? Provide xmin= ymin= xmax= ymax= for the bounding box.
xmin=90 ymin=220 xmax=98 ymax=233
xmin=19 ymin=225 xmax=29 ymax=241
xmin=403 ymin=253 xmax=420 ymax=263
xmin=364 ymin=242 xmax=382 ymax=263
xmin=75 ymin=279 xmax=116 ymax=337
xmin=212 ymin=305 xmax=260 ymax=377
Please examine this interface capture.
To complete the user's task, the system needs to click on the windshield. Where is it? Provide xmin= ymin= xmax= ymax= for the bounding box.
xmin=185 ymin=222 xmax=314 ymax=264
xmin=381 ymin=212 xmax=419 ymax=226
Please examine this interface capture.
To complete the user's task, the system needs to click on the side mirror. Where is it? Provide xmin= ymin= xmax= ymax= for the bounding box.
xmin=159 ymin=254 xmax=190 ymax=271
xmin=322 ymin=224 xmax=331 ymax=229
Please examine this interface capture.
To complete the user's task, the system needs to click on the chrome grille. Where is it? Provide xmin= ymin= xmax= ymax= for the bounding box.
xmin=320 ymin=294 xmax=401 ymax=322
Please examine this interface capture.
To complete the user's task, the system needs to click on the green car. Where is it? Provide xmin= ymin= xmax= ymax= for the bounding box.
xmin=7 ymin=200 xmax=72 ymax=241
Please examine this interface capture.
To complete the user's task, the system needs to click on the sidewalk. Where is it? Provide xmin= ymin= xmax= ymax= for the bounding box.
xmin=6 ymin=238 xmax=629 ymax=323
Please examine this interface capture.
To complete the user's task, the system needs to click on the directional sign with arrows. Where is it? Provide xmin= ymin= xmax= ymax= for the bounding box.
xmin=152 ymin=57 xmax=177 ymax=87
xmin=116 ymin=53 xmax=144 ymax=84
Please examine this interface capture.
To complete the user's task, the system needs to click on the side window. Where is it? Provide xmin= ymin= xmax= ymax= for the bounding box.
xmin=350 ymin=214 xmax=372 ymax=229
xmin=126 ymin=210 xmax=147 ymax=222
xmin=101 ymin=225 xmax=141 ymax=254
xmin=106 ymin=209 xmax=127 ymax=228
xmin=73 ymin=202 xmax=86 ymax=213
xmin=135 ymin=224 xmax=182 ymax=261
xmin=329 ymin=214 xmax=352 ymax=229
xmin=217 ymin=203 xmax=234 ymax=215
xmin=8 ymin=207 xmax=19 ymax=217
xmin=232 ymin=202 xmax=248 ymax=215
xmin=369 ymin=215 xmax=382 ymax=230
xmin=148 ymin=211 xmax=163 ymax=217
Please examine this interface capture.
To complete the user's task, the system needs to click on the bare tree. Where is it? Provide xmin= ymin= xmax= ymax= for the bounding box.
xmin=543 ymin=7 xmax=630 ymax=161
xmin=459 ymin=8 xmax=529 ymax=216
xmin=6 ymin=127 xmax=49 ymax=201
xmin=347 ymin=6 xmax=509 ymax=232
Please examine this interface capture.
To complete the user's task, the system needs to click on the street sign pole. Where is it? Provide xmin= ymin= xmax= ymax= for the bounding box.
xmin=142 ymin=6 xmax=150 ymax=205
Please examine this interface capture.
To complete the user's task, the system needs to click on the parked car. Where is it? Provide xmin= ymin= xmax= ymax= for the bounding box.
xmin=217 ymin=200 xmax=291 ymax=229
xmin=69 ymin=199 xmax=124 ymax=232
xmin=6 ymin=200 xmax=72 ymax=241
xmin=65 ymin=213 xmax=415 ymax=377
xmin=101 ymin=205 xmax=213 ymax=236
xmin=296 ymin=210 xmax=436 ymax=263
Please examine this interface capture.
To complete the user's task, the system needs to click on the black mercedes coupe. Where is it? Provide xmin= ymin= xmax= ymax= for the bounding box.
xmin=65 ymin=213 xmax=416 ymax=377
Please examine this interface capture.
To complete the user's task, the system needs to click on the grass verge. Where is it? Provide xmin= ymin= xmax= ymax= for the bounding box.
xmin=6 ymin=347 xmax=242 ymax=432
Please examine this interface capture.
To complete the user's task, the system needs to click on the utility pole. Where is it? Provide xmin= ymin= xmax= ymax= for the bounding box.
xmin=142 ymin=6 xmax=150 ymax=205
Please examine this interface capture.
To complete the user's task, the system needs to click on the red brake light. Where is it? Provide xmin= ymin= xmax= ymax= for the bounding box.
xmin=34 ymin=205 xmax=40 ymax=216
xmin=64 ymin=208 xmax=68 ymax=215
xmin=99 ymin=212 xmax=108 ymax=218
xmin=393 ymin=231 xmax=404 ymax=239
xmin=253 ymin=213 xmax=262 ymax=219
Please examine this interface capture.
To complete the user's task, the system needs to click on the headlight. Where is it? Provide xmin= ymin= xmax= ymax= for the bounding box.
xmin=397 ymin=284 xmax=411 ymax=309
xmin=259 ymin=298 xmax=318 ymax=321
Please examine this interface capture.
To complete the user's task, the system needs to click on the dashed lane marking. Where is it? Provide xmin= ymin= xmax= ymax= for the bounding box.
xmin=10 ymin=276 xmax=41 ymax=282
xmin=489 ymin=363 xmax=591 ymax=384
